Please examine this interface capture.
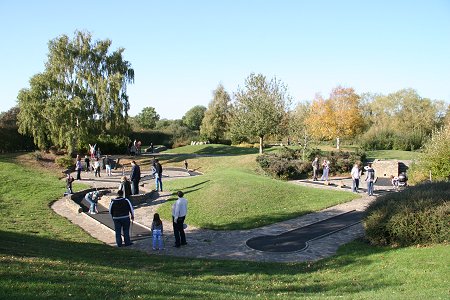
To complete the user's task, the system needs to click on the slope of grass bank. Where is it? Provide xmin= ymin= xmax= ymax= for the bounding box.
xmin=0 ymin=154 xmax=449 ymax=299
xmin=156 ymin=147 xmax=358 ymax=230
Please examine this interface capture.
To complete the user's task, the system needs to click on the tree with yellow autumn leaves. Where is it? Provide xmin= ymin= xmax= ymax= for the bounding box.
xmin=305 ymin=86 xmax=364 ymax=149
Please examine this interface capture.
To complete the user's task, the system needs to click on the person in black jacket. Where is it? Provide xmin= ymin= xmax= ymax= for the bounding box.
xmin=130 ymin=160 xmax=141 ymax=195
xmin=109 ymin=190 xmax=134 ymax=247
xmin=154 ymin=159 xmax=163 ymax=192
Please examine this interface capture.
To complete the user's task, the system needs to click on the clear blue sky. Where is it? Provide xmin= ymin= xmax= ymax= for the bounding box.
xmin=1 ymin=0 xmax=449 ymax=119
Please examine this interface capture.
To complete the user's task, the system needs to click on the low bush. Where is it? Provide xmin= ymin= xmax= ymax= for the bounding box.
xmin=55 ymin=155 xmax=74 ymax=170
xmin=257 ymin=147 xmax=365 ymax=180
xmin=364 ymin=182 xmax=450 ymax=246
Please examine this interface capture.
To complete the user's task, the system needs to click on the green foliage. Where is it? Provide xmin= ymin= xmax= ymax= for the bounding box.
xmin=408 ymin=124 xmax=450 ymax=183
xmin=17 ymin=30 xmax=134 ymax=153
xmin=182 ymin=105 xmax=206 ymax=130
xmin=0 ymin=107 xmax=36 ymax=153
xmin=200 ymin=84 xmax=232 ymax=142
xmin=55 ymin=155 xmax=74 ymax=169
xmin=230 ymin=73 xmax=291 ymax=153
xmin=129 ymin=130 xmax=173 ymax=148
xmin=257 ymin=147 xmax=365 ymax=180
xmin=364 ymin=182 xmax=450 ymax=246
xmin=360 ymin=126 xmax=427 ymax=151
xmin=135 ymin=106 xmax=160 ymax=129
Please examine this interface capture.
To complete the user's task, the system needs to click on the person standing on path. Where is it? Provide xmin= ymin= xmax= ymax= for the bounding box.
xmin=320 ymin=159 xmax=330 ymax=181
xmin=155 ymin=159 xmax=163 ymax=192
xmin=94 ymin=158 xmax=101 ymax=177
xmin=75 ymin=157 xmax=82 ymax=180
xmin=151 ymin=213 xmax=164 ymax=250
xmin=350 ymin=163 xmax=361 ymax=193
xmin=365 ymin=163 xmax=376 ymax=196
xmin=105 ymin=155 xmax=112 ymax=176
xmin=109 ymin=190 xmax=134 ymax=247
xmin=184 ymin=160 xmax=188 ymax=170
xmin=172 ymin=191 xmax=188 ymax=248
xmin=118 ymin=176 xmax=132 ymax=199
xmin=312 ymin=157 xmax=319 ymax=181
xmin=84 ymin=155 xmax=90 ymax=172
xmin=130 ymin=160 xmax=141 ymax=195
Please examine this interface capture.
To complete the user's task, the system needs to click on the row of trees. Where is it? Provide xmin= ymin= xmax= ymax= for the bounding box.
xmin=9 ymin=30 xmax=449 ymax=155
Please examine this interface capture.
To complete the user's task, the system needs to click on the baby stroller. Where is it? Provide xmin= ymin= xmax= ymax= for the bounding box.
xmin=397 ymin=172 xmax=408 ymax=188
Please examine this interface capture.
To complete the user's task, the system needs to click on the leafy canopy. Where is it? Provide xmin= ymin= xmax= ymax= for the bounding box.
xmin=17 ymin=30 xmax=134 ymax=153
xmin=200 ymin=84 xmax=232 ymax=142
xmin=135 ymin=106 xmax=160 ymax=129
xmin=230 ymin=73 xmax=291 ymax=153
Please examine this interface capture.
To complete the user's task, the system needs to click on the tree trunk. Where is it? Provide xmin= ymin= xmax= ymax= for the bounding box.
xmin=259 ymin=136 xmax=264 ymax=154
xmin=336 ymin=137 xmax=340 ymax=150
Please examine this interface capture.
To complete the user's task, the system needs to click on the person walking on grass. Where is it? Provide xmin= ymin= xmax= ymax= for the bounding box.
xmin=151 ymin=213 xmax=164 ymax=250
xmin=351 ymin=163 xmax=361 ymax=193
xmin=130 ymin=160 xmax=141 ymax=195
xmin=365 ymin=163 xmax=376 ymax=196
xmin=109 ymin=190 xmax=134 ymax=247
xmin=172 ymin=191 xmax=188 ymax=248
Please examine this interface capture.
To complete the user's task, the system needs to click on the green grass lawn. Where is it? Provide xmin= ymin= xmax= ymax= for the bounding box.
xmin=1 ymin=154 xmax=449 ymax=299
xmin=155 ymin=145 xmax=357 ymax=230
xmin=365 ymin=149 xmax=421 ymax=160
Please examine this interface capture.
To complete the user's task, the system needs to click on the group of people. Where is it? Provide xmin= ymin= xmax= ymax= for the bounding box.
xmin=311 ymin=157 xmax=331 ymax=181
xmin=350 ymin=162 xmax=376 ymax=196
xmin=107 ymin=189 xmax=188 ymax=250
xmin=311 ymin=157 xmax=377 ymax=196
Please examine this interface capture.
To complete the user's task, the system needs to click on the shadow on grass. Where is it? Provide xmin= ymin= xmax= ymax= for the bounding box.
xmin=0 ymin=230 xmax=401 ymax=298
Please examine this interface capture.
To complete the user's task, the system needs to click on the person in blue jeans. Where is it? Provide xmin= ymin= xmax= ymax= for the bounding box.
xmin=365 ymin=163 xmax=376 ymax=196
xmin=154 ymin=159 xmax=163 ymax=192
xmin=151 ymin=213 xmax=164 ymax=250
xmin=109 ymin=190 xmax=134 ymax=247
xmin=84 ymin=191 xmax=99 ymax=214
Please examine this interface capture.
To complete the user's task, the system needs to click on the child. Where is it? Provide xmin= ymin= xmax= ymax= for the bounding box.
xmin=151 ymin=213 xmax=164 ymax=250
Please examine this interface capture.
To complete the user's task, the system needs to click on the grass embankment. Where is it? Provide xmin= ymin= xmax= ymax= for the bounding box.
xmin=158 ymin=145 xmax=357 ymax=230
xmin=1 ymin=153 xmax=449 ymax=299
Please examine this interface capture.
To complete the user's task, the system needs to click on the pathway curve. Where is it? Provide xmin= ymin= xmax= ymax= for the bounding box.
xmin=52 ymin=166 xmax=391 ymax=263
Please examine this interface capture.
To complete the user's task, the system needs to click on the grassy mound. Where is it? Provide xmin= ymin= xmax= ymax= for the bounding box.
xmin=364 ymin=182 xmax=450 ymax=246
xmin=1 ymin=154 xmax=450 ymax=298
xmin=157 ymin=149 xmax=358 ymax=230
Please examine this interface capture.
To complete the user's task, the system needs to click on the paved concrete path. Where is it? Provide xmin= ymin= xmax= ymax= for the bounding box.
xmin=52 ymin=167 xmax=393 ymax=263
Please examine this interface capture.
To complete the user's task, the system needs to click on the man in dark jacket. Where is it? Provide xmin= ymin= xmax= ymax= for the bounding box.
xmin=155 ymin=159 xmax=163 ymax=192
xmin=109 ymin=190 xmax=134 ymax=247
xmin=130 ymin=160 xmax=141 ymax=195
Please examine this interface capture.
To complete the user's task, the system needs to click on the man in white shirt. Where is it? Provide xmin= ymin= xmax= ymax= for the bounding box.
xmin=350 ymin=163 xmax=361 ymax=193
xmin=172 ymin=191 xmax=188 ymax=247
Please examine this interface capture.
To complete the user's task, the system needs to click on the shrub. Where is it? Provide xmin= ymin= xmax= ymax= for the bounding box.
xmin=364 ymin=182 xmax=450 ymax=246
xmin=30 ymin=150 xmax=43 ymax=161
xmin=55 ymin=155 xmax=74 ymax=170
xmin=256 ymin=147 xmax=364 ymax=180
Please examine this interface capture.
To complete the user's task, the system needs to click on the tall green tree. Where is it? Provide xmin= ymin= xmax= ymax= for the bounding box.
xmin=182 ymin=105 xmax=206 ymax=131
xmin=288 ymin=102 xmax=313 ymax=160
xmin=17 ymin=30 xmax=134 ymax=153
xmin=135 ymin=106 xmax=160 ymax=129
xmin=230 ymin=73 xmax=291 ymax=154
xmin=200 ymin=84 xmax=232 ymax=142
